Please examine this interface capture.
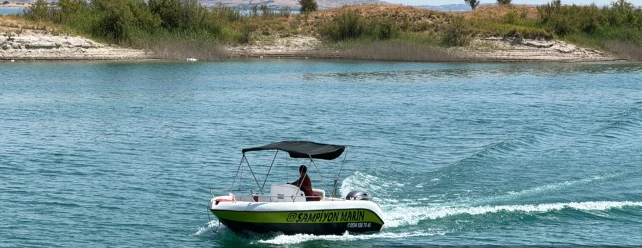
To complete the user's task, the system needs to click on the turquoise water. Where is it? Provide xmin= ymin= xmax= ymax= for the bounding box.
xmin=1 ymin=60 xmax=641 ymax=247
xmin=0 ymin=7 xmax=23 ymax=15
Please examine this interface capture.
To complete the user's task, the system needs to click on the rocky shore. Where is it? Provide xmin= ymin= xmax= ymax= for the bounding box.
xmin=460 ymin=37 xmax=620 ymax=62
xmin=1 ymin=30 xmax=151 ymax=61
xmin=0 ymin=29 xmax=622 ymax=62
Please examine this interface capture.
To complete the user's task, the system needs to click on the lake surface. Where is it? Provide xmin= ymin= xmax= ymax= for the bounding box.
xmin=0 ymin=7 xmax=23 ymax=15
xmin=1 ymin=60 xmax=641 ymax=247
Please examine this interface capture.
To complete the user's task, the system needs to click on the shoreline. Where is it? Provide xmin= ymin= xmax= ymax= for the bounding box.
xmin=0 ymin=29 xmax=625 ymax=63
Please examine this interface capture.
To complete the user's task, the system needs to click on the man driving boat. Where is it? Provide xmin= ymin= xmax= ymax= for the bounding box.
xmin=289 ymin=165 xmax=313 ymax=201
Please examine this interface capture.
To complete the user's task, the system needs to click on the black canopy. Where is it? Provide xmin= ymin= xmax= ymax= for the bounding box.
xmin=242 ymin=141 xmax=346 ymax=160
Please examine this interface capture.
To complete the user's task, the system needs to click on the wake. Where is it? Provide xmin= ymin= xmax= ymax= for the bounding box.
xmin=254 ymin=230 xmax=444 ymax=245
xmin=383 ymin=201 xmax=642 ymax=228
xmin=197 ymin=171 xmax=642 ymax=244
xmin=340 ymin=171 xmax=642 ymax=229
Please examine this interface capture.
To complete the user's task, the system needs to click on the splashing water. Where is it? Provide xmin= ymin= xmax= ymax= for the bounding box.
xmin=255 ymin=230 xmax=445 ymax=245
xmin=383 ymin=201 xmax=642 ymax=228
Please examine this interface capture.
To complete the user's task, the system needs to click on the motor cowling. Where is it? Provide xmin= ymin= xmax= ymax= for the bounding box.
xmin=345 ymin=191 xmax=369 ymax=201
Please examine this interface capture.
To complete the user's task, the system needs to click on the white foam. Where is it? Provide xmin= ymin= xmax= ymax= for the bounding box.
xmin=191 ymin=220 xmax=228 ymax=237
xmin=340 ymin=171 xmax=386 ymax=196
xmin=340 ymin=171 xmax=406 ymax=204
xmin=255 ymin=230 xmax=443 ymax=245
xmin=383 ymin=201 xmax=642 ymax=228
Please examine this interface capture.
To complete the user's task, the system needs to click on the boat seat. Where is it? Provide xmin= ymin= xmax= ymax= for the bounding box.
xmin=270 ymin=184 xmax=306 ymax=202
xmin=312 ymin=189 xmax=325 ymax=201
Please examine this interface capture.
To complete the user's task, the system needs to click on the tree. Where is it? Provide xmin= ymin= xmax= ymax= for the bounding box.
xmin=56 ymin=0 xmax=88 ymax=24
xmin=148 ymin=0 xmax=206 ymax=30
xmin=611 ymin=0 xmax=633 ymax=11
xmin=497 ymin=0 xmax=511 ymax=5
xmin=299 ymin=0 xmax=317 ymax=14
xmin=465 ymin=0 xmax=480 ymax=10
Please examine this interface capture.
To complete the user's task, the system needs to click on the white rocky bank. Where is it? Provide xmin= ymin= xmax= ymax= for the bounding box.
xmin=0 ymin=30 xmax=623 ymax=62
xmin=1 ymin=30 xmax=151 ymax=60
xmin=461 ymin=37 xmax=621 ymax=62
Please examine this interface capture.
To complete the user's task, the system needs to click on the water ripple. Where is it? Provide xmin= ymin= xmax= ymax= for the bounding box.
xmin=2 ymin=61 xmax=642 ymax=246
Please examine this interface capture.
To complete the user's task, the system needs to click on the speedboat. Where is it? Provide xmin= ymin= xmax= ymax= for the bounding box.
xmin=208 ymin=141 xmax=384 ymax=235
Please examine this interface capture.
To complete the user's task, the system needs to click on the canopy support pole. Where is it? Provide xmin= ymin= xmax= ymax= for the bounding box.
xmin=229 ymin=154 xmax=246 ymax=192
xmin=333 ymin=147 xmax=349 ymax=198
xmin=309 ymin=157 xmax=328 ymax=194
xmin=244 ymin=154 xmax=263 ymax=194
xmin=260 ymin=150 xmax=279 ymax=192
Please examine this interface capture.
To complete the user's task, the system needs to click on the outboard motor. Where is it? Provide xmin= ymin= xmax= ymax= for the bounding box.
xmin=346 ymin=191 xmax=369 ymax=201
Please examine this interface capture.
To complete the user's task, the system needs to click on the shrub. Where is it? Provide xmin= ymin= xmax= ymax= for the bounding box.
xmin=320 ymin=10 xmax=364 ymax=41
xmin=55 ymin=0 xmax=89 ymax=24
xmin=375 ymin=21 xmax=398 ymax=40
xmin=148 ymin=0 xmax=206 ymax=30
xmin=505 ymin=9 xmax=517 ymax=24
xmin=237 ymin=24 xmax=255 ymax=44
xmin=538 ymin=1 xmax=604 ymax=36
xmin=299 ymin=0 xmax=318 ymax=14
xmin=441 ymin=16 xmax=470 ymax=47
xmin=23 ymin=0 xmax=50 ymax=21
xmin=92 ymin=0 xmax=136 ymax=42
xmin=549 ymin=14 xmax=572 ymax=36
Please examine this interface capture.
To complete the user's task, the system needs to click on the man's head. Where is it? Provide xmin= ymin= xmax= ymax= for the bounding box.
xmin=299 ymin=165 xmax=307 ymax=175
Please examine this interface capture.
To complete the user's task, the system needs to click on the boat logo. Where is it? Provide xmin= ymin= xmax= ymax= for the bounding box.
xmin=286 ymin=213 xmax=298 ymax=222
xmin=285 ymin=210 xmax=365 ymax=223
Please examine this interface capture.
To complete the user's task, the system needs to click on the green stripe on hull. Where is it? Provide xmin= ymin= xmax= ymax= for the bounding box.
xmin=211 ymin=208 xmax=384 ymax=225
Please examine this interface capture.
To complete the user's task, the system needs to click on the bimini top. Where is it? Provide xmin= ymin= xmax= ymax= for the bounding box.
xmin=242 ymin=141 xmax=346 ymax=160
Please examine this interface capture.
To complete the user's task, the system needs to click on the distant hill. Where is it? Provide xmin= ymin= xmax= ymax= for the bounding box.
xmin=198 ymin=0 xmax=383 ymax=10
xmin=8 ymin=0 xmax=382 ymax=10
xmin=198 ymin=0 xmax=508 ymax=11
xmin=10 ymin=0 xmax=512 ymax=11
xmin=420 ymin=3 xmax=541 ymax=12
xmin=420 ymin=3 xmax=476 ymax=12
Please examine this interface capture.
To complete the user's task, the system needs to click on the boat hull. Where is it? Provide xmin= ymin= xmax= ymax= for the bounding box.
xmin=210 ymin=199 xmax=385 ymax=235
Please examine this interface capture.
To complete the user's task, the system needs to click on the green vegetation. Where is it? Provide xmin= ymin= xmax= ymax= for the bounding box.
xmin=299 ymin=0 xmax=318 ymax=14
xmin=20 ymin=0 xmax=291 ymax=59
xmin=467 ymin=15 xmax=553 ymax=40
xmin=15 ymin=0 xmax=642 ymax=61
xmin=537 ymin=0 xmax=642 ymax=59
xmin=318 ymin=10 xmax=400 ymax=42
xmin=441 ymin=16 xmax=470 ymax=46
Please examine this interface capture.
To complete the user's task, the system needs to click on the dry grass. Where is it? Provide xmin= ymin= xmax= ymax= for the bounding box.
xmin=0 ymin=15 xmax=63 ymax=34
xmin=287 ymin=4 xmax=453 ymax=34
xmin=461 ymin=5 xmax=540 ymax=21
xmin=604 ymin=40 xmax=642 ymax=61
xmin=147 ymin=40 xmax=228 ymax=61
xmin=326 ymin=40 xmax=464 ymax=62
xmin=282 ymin=5 xmax=543 ymax=39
